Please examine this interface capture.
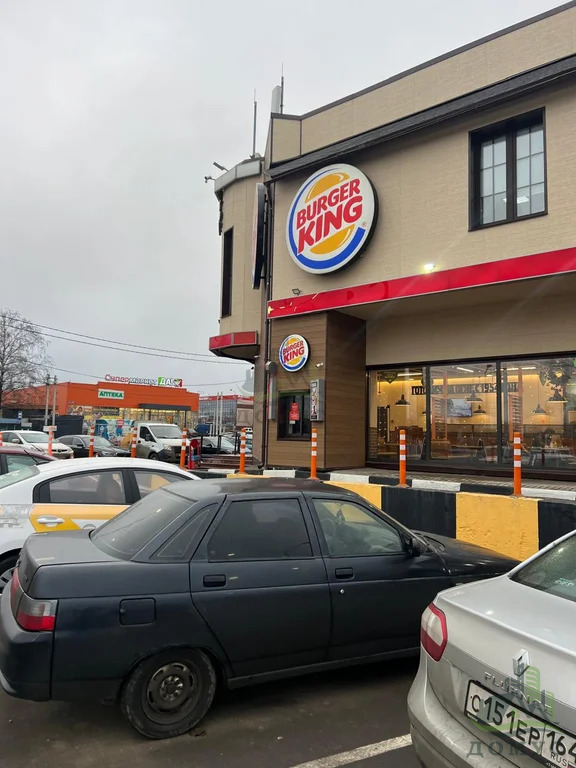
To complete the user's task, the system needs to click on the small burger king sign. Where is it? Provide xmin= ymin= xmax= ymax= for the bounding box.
xmin=286 ymin=163 xmax=376 ymax=274
xmin=279 ymin=334 xmax=309 ymax=372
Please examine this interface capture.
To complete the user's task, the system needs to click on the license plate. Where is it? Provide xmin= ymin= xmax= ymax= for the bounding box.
xmin=466 ymin=681 xmax=576 ymax=767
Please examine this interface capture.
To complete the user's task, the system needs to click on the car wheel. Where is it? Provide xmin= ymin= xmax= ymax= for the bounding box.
xmin=120 ymin=649 xmax=216 ymax=739
xmin=0 ymin=554 xmax=18 ymax=594
xmin=148 ymin=453 xmax=159 ymax=460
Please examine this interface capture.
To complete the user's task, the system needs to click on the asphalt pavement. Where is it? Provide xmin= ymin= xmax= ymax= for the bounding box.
xmin=0 ymin=658 xmax=420 ymax=768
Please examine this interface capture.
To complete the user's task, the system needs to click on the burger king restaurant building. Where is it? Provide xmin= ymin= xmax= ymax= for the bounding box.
xmin=209 ymin=3 xmax=576 ymax=477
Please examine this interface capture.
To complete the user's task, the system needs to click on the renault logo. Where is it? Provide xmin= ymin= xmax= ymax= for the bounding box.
xmin=513 ymin=650 xmax=530 ymax=677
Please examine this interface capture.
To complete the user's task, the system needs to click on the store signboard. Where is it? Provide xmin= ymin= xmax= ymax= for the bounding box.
xmin=279 ymin=334 xmax=309 ymax=372
xmin=97 ymin=389 xmax=124 ymax=400
xmin=286 ymin=163 xmax=377 ymax=274
xmin=104 ymin=374 xmax=182 ymax=388
xmin=412 ymin=383 xmax=519 ymax=395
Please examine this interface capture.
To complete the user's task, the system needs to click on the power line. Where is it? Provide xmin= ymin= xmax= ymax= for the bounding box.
xmin=40 ymin=331 xmax=246 ymax=364
xmin=25 ymin=359 xmax=246 ymax=388
xmin=1 ymin=315 xmax=232 ymax=360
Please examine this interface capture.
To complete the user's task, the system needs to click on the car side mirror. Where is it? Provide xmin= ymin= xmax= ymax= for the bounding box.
xmin=406 ymin=536 xmax=423 ymax=558
xmin=11 ymin=438 xmax=20 ymax=444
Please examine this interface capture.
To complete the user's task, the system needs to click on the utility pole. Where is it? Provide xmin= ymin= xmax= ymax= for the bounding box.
xmin=51 ymin=376 xmax=57 ymax=427
xmin=44 ymin=375 xmax=50 ymax=427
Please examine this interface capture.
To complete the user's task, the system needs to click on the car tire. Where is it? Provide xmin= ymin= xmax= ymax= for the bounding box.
xmin=148 ymin=453 xmax=159 ymax=460
xmin=0 ymin=554 xmax=19 ymax=594
xmin=120 ymin=648 xmax=216 ymax=739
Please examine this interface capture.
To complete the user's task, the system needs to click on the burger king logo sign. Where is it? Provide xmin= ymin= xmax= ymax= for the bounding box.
xmin=279 ymin=334 xmax=309 ymax=372
xmin=286 ymin=163 xmax=376 ymax=274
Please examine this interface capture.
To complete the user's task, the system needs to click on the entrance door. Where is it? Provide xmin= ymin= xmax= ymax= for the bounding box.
xmin=190 ymin=495 xmax=331 ymax=678
xmin=309 ymin=497 xmax=450 ymax=660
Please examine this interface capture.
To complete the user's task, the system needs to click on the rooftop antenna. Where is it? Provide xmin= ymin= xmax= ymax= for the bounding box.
xmin=251 ymin=90 xmax=257 ymax=158
xmin=271 ymin=66 xmax=285 ymax=115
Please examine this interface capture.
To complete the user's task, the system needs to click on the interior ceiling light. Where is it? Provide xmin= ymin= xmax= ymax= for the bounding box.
xmin=395 ymin=394 xmax=410 ymax=406
xmin=532 ymin=403 xmax=548 ymax=414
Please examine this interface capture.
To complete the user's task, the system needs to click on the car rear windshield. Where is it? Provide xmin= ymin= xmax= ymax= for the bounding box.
xmin=0 ymin=465 xmax=39 ymax=489
xmin=91 ymin=489 xmax=195 ymax=559
xmin=512 ymin=535 xmax=576 ymax=603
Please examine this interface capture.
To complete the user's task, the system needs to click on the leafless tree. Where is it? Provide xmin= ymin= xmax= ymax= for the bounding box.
xmin=0 ymin=310 xmax=51 ymax=416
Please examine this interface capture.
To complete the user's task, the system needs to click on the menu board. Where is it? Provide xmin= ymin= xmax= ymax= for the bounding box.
xmin=432 ymin=396 xmax=447 ymax=440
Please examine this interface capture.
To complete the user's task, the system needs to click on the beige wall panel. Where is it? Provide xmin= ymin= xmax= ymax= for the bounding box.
xmin=271 ymin=117 xmax=301 ymax=164
xmin=366 ymin=288 xmax=576 ymax=366
xmin=219 ymin=177 xmax=263 ymax=335
xmin=273 ymin=87 xmax=576 ymax=302
xmin=300 ymin=8 xmax=576 ymax=153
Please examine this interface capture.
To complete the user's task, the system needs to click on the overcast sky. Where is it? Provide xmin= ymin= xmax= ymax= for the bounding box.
xmin=0 ymin=0 xmax=563 ymax=395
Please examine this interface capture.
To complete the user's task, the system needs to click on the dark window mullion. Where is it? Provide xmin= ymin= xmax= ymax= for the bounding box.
xmin=505 ymin=130 xmax=515 ymax=222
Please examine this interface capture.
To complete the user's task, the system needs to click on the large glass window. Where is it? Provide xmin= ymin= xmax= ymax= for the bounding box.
xmin=367 ymin=355 xmax=576 ymax=473
xmin=367 ymin=368 xmax=426 ymax=462
xmin=429 ymin=362 xmax=498 ymax=464
xmin=471 ymin=110 xmax=546 ymax=229
xmin=501 ymin=358 xmax=576 ymax=470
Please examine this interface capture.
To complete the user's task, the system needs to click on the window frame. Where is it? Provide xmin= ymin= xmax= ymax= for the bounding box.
xmin=469 ymin=108 xmax=547 ymax=230
xmin=205 ymin=495 xmax=317 ymax=563
xmin=34 ymin=468 xmax=132 ymax=504
xmin=132 ymin=468 xmax=190 ymax=500
xmin=309 ymin=497 xmax=409 ymax=559
xmin=277 ymin=390 xmax=312 ymax=441
xmin=221 ymin=227 xmax=233 ymax=319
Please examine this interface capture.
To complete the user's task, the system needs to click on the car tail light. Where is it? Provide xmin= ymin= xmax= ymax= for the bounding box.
xmin=14 ymin=587 xmax=57 ymax=632
xmin=421 ymin=602 xmax=447 ymax=662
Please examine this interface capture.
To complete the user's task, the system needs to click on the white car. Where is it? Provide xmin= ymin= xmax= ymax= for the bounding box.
xmin=2 ymin=430 xmax=73 ymax=459
xmin=0 ymin=457 xmax=198 ymax=590
xmin=408 ymin=530 xmax=576 ymax=767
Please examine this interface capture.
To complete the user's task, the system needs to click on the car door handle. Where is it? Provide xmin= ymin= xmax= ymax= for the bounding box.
xmin=203 ymin=574 xmax=226 ymax=587
xmin=36 ymin=516 xmax=65 ymax=527
xmin=335 ymin=568 xmax=354 ymax=579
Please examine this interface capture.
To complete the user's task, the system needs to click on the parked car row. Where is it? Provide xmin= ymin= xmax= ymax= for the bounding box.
xmin=0 ymin=454 xmax=568 ymax=763
xmin=0 ymin=458 xmax=523 ymax=744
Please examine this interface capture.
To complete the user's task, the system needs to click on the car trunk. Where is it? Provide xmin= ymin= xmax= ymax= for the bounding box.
xmin=18 ymin=531 xmax=118 ymax=598
xmin=430 ymin=576 xmax=576 ymax=764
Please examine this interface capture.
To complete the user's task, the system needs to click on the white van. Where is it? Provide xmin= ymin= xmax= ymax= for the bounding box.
xmin=131 ymin=423 xmax=189 ymax=463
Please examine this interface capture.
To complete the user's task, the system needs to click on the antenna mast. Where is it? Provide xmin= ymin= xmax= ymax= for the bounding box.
xmin=280 ymin=63 xmax=284 ymax=114
xmin=251 ymin=90 xmax=257 ymax=158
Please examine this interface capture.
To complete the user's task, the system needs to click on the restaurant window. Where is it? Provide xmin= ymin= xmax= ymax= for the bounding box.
xmin=470 ymin=110 xmax=545 ymax=229
xmin=501 ymin=358 xmax=576 ymax=470
xmin=221 ymin=228 xmax=233 ymax=318
xmin=367 ymin=368 xmax=426 ymax=462
xmin=278 ymin=391 xmax=311 ymax=439
xmin=429 ymin=363 xmax=498 ymax=464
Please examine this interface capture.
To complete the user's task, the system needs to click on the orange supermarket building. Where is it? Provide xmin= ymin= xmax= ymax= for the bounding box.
xmin=5 ymin=379 xmax=200 ymax=432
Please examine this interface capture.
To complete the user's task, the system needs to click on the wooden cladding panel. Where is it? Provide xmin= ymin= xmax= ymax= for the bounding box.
xmin=325 ymin=313 xmax=366 ymax=468
xmin=267 ymin=314 xmax=328 ymax=468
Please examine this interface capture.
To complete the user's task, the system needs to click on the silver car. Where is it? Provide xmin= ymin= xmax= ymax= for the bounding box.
xmin=408 ymin=530 xmax=576 ymax=767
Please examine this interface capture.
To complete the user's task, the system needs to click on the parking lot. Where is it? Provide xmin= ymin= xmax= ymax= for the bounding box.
xmin=1 ymin=659 xmax=419 ymax=768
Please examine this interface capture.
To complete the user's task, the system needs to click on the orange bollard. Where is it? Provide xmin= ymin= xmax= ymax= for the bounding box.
xmin=88 ymin=426 xmax=95 ymax=458
xmin=131 ymin=424 xmax=137 ymax=459
xmin=47 ymin=426 xmax=54 ymax=457
xmin=180 ymin=430 xmax=187 ymax=468
xmin=310 ymin=428 xmax=318 ymax=480
xmin=513 ymin=432 xmax=522 ymax=496
xmin=0 ymin=432 xmax=3 ymax=448
xmin=238 ymin=428 xmax=247 ymax=474
xmin=398 ymin=429 xmax=408 ymax=487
